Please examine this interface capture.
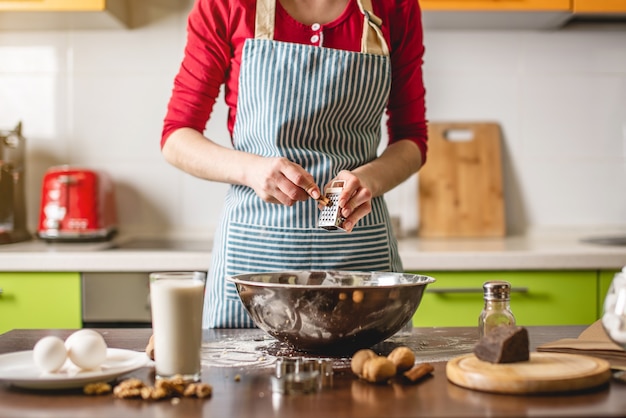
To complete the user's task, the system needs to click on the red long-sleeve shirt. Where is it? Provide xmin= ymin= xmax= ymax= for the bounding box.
xmin=162 ymin=0 xmax=428 ymax=161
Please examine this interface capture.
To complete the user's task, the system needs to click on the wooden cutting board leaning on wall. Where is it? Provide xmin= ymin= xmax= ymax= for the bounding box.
xmin=418 ymin=122 xmax=505 ymax=238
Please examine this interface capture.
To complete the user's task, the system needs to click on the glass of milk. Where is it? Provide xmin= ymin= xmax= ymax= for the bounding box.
xmin=149 ymin=271 xmax=207 ymax=382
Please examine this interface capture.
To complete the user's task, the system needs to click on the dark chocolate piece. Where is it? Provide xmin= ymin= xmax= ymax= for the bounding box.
xmin=474 ymin=326 xmax=530 ymax=364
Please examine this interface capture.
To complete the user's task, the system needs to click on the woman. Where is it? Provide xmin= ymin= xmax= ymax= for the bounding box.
xmin=161 ymin=0 xmax=428 ymax=328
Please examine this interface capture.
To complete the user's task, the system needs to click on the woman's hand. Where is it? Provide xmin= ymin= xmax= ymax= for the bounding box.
xmin=328 ymin=170 xmax=373 ymax=233
xmin=328 ymin=140 xmax=423 ymax=232
xmin=246 ymin=156 xmax=322 ymax=206
xmin=163 ymin=130 xmax=323 ymax=205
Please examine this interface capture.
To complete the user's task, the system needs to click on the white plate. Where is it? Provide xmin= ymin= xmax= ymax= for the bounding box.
xmin=0 ymin=348 xmax=151 ymax=390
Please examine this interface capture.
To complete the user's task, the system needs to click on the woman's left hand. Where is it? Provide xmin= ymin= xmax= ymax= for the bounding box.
xmin=326 ymin=170 xmax=372 ymax=233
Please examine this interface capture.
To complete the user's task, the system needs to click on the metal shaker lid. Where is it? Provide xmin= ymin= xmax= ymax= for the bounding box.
xmin=483 ymin=281 xmax=511 ymax=300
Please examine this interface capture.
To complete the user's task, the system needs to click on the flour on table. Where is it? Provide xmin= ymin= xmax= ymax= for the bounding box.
xmin=201 ymin=329 xmax=476 ymax=368
xmin=201 ymin=335 xmax=277 ymax=368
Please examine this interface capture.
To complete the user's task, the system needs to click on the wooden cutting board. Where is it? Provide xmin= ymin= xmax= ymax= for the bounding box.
xmin=446 ymin=352 xmax=611 ymax=394
xmin=418 ymin=122 xmax=505 ymax=238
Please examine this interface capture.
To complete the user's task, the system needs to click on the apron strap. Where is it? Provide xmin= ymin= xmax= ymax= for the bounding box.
xmin=254 ymin=0 xmax=389 ymax=56
xmin=255 ymin=0 xmax=276 ymax=40
xmin=356 ymin=0 xmax=389 ymax=56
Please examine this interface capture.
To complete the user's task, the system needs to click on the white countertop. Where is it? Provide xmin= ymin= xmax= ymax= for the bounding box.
xmin=0 ymin=237 xmax=212 ymax=272
xmin=1 ymin=230 xmax=625 ymax=273
xmin=397 ymin=234 xmax=626 ymax=271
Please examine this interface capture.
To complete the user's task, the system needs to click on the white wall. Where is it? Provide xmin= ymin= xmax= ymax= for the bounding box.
xmin=1 ymin=0 xmax=625 ymax=239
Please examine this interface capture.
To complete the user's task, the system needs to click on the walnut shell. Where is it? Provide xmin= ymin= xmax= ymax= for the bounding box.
xmin=387 ymin=346 xmax=415 ymax=373
xmin=351 ymin=349 xmax=377 ymax=377
xmin=361 ymin=356 xmax=397 ymax=383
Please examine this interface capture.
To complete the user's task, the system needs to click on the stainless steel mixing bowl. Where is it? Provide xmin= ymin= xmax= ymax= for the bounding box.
xmin=227 ymin=270 xmax=435 ymax=354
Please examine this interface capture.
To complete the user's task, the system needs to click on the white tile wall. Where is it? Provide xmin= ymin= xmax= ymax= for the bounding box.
xmin=1 ymin=1 xmax=625 ymax=239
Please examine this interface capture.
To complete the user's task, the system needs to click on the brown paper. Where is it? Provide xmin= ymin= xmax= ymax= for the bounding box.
xmin=537 ymin=320 xmax=626 ymax=370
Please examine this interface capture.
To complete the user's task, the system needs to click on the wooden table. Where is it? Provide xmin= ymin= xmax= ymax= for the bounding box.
xmin=1 ymin=326 xmax=625 ymax=418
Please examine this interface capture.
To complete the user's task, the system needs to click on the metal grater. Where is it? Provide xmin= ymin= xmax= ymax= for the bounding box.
xmin=318 ymin=180 xmax=346 ymax=232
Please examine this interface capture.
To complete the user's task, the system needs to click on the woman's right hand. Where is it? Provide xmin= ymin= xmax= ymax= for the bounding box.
xmin=246 ymin=156 xmax=321 ymax=206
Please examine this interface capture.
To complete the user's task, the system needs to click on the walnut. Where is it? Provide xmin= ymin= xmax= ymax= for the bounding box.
xmin=184 ymin=383 xmax=213 ymax=398
xmin=113 ymin=378 xmax=146 ymax=399
xmin=351 ymin=349 xmax=377 ymax=377
xmin=140 ymin=386 xmax=169 ymax=400
xmin=83 ymin=382 xmax=112 ymax=395
xmin=116 ymin=378 xmax=146 ymax=390
xmin=183 ymin=384 xmax=196 ymax=397
xmin=156 ymin=375 xmax=186 ymax=396
xmin=113 ymin=386 xmax=143 ymax=399
xmin=111 ymin=376 xmax=212 ymax=401
xmin=361 ymin=356 xmax=397 ymax=384
xmin=195 ymin=383 xmax=213 ymax=399
xmin=387 ymin=347 xmax=415 ymax=373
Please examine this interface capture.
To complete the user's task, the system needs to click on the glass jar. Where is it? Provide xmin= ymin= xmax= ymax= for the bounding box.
xmin=478 ymin=280 xmax=516 ymax=338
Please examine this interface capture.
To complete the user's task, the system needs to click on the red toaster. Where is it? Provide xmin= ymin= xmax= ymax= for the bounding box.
xmin=38 ymin=166 xmax=117 ymax=241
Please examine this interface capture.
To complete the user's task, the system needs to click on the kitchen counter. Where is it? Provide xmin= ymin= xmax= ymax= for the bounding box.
xmin=1 ymin=326 xmax=625 ymax=418
xmin=0 ymin=236 xmax=212 ymax=272
xmin=0 ymin=229 xmax=625 ymax=272
xmin=398 ymin=233 xmax=626 ymax=271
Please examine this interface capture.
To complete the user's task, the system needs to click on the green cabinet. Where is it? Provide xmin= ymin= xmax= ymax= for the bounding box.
xmin=410 ymin=270 xmax=598 ymax=327
xmin=0 ymin=272 xmax=81 ymax=334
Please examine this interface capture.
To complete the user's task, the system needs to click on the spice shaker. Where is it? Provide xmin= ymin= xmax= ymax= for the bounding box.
xmin=478 ymin=280 xmax=516 ymax=338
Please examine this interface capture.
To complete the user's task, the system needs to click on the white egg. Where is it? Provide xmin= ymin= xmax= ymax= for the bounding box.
xmin=64 ymin=329 xmax=103 ymax=351
xmin=33 ymin=336 xmax=67 ymax=373
xmin=65 ymin=330 xmax=108 ymax=370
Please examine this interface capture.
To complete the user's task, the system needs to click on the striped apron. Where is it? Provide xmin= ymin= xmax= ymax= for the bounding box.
xmin=204 ymin=0 xmax=403 ymax=328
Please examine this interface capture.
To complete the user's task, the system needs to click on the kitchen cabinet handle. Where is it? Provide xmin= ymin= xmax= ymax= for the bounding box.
xmin=427 ymin=287 xmax=529 ymax=294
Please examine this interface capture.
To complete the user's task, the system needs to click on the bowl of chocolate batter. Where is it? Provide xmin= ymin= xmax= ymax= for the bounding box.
xmin=227 ymin=270 xmax=435 ymax=354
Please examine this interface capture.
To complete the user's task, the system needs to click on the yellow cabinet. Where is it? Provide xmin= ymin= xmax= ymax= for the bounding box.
xmin=0 ymin=0 xmax=129 ymax=30
xmin=420 ymin=0 xmax=570 ymax=11
xmin=573 ymin=0 xmax=626 ymax=13
xmin=419 ymin=0 xmax=572 ymax=29
xmin=0 ymin=272 xmax=81 ymax=335
xmin=0 ymin=0 xmax=116 ymax=12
